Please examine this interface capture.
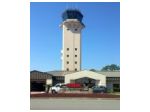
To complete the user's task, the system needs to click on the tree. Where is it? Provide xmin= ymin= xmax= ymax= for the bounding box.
xmin=101 ymin=64 xmax=120 ymax=71
xmin=44 ymin=84 xmax=52 ymax=93
xmin=90 ymin=69 xmax=96 ymax=72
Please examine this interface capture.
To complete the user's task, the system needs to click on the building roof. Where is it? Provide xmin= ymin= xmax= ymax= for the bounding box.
xmin=47 ymin=71 xmax=76 ymax=76
xmin=47 ymin=70 xmax=120 ymax=77
xmin=30 ymin=70 xmax=52 ymax=80
xmin=96 ymin=71 xmax=120 ymax=77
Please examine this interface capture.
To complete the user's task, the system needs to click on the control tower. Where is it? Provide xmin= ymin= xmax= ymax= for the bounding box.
xmin=60 ymin=9 xmax=85 ymax=71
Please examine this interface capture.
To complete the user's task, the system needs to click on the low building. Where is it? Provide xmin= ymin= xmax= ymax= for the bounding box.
xmin=48 ymin=70 xmax=120 ymax=92
xmin=47 ymin=71 xmax=74 ymax=85
xmin=30 ymin=70 xmax=53 ymax=91
xmin=65 ymin=70 xmax=106 ymax=86
xmin=30 ymin=70 xmax=120 ymax=92
xmin=98 ymin=71 xmax=120 ymax=92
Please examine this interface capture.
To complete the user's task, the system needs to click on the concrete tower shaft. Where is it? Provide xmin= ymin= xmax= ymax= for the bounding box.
xmin=60 ymin=9 xmax=84 ymax=71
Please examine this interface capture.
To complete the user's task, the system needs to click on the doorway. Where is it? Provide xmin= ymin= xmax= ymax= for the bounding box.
xmin=113 ymin=84 xmax=120 ymax=92
xmin=30 ymin=80 xmax=46 ymax=91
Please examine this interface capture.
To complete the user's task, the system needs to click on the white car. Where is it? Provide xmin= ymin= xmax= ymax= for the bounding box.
xmin=51 ymin=83 xmax=66 ymax=94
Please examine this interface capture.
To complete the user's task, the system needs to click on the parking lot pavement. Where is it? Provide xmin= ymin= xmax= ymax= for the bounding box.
xmin=30 ymin=98 xmax=120 ymax=110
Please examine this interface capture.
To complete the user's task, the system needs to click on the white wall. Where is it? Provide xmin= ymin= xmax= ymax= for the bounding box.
xmin=65 ymin=70 xmax=106 ymax=86
xmin=46 ymin=79 xmax=52 ymax=85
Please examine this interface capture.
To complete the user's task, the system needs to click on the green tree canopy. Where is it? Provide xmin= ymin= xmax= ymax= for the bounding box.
xmin=101 ymin=64 xmax=120 ymax=71
xmin=90 ymin=69 xmax=96 ymax=72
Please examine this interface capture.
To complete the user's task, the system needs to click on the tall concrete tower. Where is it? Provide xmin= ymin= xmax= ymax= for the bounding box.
xmin=60 ymin=9 xmax=85 ymax=71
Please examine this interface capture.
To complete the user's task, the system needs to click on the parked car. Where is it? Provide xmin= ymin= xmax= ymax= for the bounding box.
xmin=66 ymin=83 xmax=81 ymax=88
xmin=51 ymin=83 xmax=82 ymax=94
xmin=51 ymin=83 xmax=66 ymax=94
xmin=92 ymin=86 xmax=107 ymax=93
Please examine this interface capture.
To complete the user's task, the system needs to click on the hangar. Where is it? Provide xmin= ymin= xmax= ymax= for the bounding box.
xmin=65 ymin=70 xmax=106 ymax=86
xmin=30 ymin=70 xmax=52 ymax=91
xmin=30 ymin=70 xmax=120 ymax=92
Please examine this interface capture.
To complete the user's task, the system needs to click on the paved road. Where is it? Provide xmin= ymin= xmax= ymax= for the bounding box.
xmin=30 ymin=98 xmax=120 ymax=110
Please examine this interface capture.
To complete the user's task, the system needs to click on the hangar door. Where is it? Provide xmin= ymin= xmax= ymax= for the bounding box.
xmin=30 ymin=80 xmax=46 ymax=91
xmin=113 ymin=84 xmax=120 ymax=92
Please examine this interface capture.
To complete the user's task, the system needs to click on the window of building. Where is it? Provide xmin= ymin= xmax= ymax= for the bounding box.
xmin=75 ymin=61 xmax=77 ymax=64
xmin=75 ymin=48 xmax=77 ymax=51
xmin=66 ymin=68 xmax=69 ymax=71
xmin=75 ymin=28 xmax=78 ymax=31
xmin=75 ymin=68 xmax=77 ymax=71
xmin=67 ymin=55 xmax=69 ymax=57
xmin=67 ymin=61 xmax=69 ymax=64
xmin=67 ymin=48 xmax=69 ymax=51
xmin=75 ymin=55 xmax=77 ymax=57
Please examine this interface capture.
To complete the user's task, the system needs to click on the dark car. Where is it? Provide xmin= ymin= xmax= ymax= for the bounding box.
xmin=92 ymin=86 xmax=107 ymax=93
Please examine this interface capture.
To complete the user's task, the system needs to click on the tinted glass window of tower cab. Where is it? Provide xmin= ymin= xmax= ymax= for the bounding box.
xmin=62 ymin=9 xmax=83 ymax=22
